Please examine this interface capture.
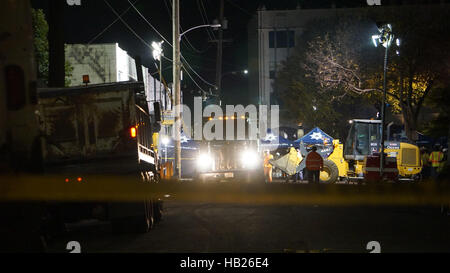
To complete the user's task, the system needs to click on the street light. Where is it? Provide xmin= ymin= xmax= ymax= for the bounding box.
xmin=173 ymin=20 xmax=222 ymax=180
xmin=372 ymin=23 xmax=395 ymax=178
xmin=152 ymin=41 xmax=164 ymax=111
xmin=180 ymin=24 xmax=221 ymax=40
xmin=161 ymin=136 xmax=170 ymax=162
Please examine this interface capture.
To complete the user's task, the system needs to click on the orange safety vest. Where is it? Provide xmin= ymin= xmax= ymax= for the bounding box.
xmin=264 ymin=154 xmax=273 ymax=168
xmin=305 ymin=151 xmax=323 ymax=171
xmin=429 ymin=151 xmax=444 ymax=168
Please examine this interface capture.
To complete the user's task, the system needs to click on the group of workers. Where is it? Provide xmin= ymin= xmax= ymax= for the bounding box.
xmin=264 ymin=146 xmax=324 ymax=184
xmin=420 ymin=144 xmax=447 ymax=180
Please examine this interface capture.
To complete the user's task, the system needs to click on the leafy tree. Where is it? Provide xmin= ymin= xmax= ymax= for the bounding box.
xmin=276 ymin=15 xmax=376 ymax=139
xmin=31 ymin=9 xmax=73 ymax=87
xmin=299 ymin=6 xmax=449 ymax=141
xmin=31 ymin=9 xmax=49 ymax=83
xmin=423 ymin=83 xmax=450 ymax=157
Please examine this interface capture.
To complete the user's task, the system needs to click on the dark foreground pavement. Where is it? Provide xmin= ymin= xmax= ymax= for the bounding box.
xmin=46 ymin=201 xmax=450 ymax=253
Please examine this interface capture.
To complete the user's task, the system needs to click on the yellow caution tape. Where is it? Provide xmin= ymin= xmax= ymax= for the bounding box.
xmin=0 ymin=175 xmax=448 ymax=205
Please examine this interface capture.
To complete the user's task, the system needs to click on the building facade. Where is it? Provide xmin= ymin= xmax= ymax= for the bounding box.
xmin=65 ymin=43 xmax=171 ymax=115
xmin=248 ymin=5 xmax=364 ymax=109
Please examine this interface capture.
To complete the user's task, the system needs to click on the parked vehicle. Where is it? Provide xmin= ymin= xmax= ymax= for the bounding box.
xmin=37 ymin=81 xmax=162 ymax=233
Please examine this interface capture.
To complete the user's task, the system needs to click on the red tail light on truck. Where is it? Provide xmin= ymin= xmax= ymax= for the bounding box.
xmin=130 ymin=126 xmax=137 ymax=138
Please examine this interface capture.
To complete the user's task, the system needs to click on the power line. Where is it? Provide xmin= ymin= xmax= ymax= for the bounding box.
xmin=103 ymin=0 xmax=213 ymax=92
xmin=88 ymin=0 xmax=140 ymax=45
xmin=199 ymin=0 xmax=216 ymax=40
xmin=165 ymin=0 xmax=212 ymax=54
xmin=182 ymin=57 xmax=217 ymax=88
xmin=225 ymin=0 xmax=252 ymax=16
xmin=182 ymin=65 xmax=208 ymax=95
xmin=103 ymin=0 xmax=173 ymax=62
xmin=126 ymin=0 xmax=216 ymax=89
xmin=126 ymin=0 xmax=172 ymax=46
xmin=103 ymin=0 xmax=153 ymax=48
xmin=196 ymin=0 xmax=214 ymax=40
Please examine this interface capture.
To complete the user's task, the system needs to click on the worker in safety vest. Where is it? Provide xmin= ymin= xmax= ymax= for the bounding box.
xmin=263 ymin=151 xmax=274 ymax=183
xmin=305 ymin=146 xmax=323 ymax=184
xmin=429 ymin=145 xmax=444 ymax=179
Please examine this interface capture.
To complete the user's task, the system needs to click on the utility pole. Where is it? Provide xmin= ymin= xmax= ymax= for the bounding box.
xmin=380 ymin=43 xmax=389 ymax=178
xmin=215 ymin=0 xmax=225 ymax=100
xmin=173 ymin=0 xmax=182 ymax=180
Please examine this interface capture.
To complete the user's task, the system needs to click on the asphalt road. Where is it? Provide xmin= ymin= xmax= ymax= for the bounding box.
xmin=47 ymin=198 xmax=450 ymax=253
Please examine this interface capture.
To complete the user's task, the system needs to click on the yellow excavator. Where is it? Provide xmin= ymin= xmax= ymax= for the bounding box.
xmin=296 ymin=119 xmax=422 ymax=183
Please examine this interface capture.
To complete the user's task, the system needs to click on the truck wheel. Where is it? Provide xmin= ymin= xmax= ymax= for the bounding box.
xmin=153 ymin=199 xmax=163 ymax=222
xmin=111 ymin=201 xmax=154 ymax=234
xmin=141 ymin=199 xmax=155 ymax=232
xmin=320 ymin=159 xmax=339 ymax=184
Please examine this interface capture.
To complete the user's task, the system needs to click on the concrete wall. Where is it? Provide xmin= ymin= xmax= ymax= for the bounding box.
xmin=66 ymin=43 xmax=118 ymax=86
xmin=66 ymin=43 xmax=172 ymax=123
xmin=65 ymin=43 xmax=144 ymax=86
xmin=249 ymin=6 xmax=357 ymax=109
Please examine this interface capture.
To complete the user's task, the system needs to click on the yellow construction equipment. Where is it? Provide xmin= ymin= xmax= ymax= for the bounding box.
xmin=296 ymin=119 xmax=422 ymax=183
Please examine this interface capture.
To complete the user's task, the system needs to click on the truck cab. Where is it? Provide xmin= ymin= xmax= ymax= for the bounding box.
xmin=194 ymin=114 xmax=263 ymax=182
xmin=344 ymin=119 xmax=421 ymax=179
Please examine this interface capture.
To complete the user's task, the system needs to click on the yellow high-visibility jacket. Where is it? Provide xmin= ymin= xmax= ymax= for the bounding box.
xmin=429 ymin=151 xmax=444 ymax=168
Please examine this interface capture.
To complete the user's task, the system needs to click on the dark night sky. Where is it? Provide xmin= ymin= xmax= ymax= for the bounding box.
xmin=29 ymin=0 xmax=446 ymax=104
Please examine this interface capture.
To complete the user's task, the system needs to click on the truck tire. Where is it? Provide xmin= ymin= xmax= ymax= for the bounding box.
xmin=153 ymin=199 xmax=163 ymax=223
xmin=320 ymin=159 xmax=339 ymax=184
xmin=111 ymin=201 xmax=154 ymax=234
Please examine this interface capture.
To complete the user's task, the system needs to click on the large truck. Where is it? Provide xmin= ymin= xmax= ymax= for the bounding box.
xmin=0 ymin=0 xmax=48 ymax=251
xmin=194 ymin=114 xmax=264 ymax=182
xmin=37 ymin=81 xmax=163 ymax=233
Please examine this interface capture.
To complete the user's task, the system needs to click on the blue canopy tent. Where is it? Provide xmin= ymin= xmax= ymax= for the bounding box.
xmin=294 ymin=127 xmax=334 ymax=158
xmin=294 ymin=127 xmax=334 ymax=146
xmin=260 ymin=129 xmax=295 ymax=151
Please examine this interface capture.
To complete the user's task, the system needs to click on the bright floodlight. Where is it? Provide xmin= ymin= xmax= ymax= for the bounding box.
xmin=244 ymin=70 xmax=249 ymax=74
xmin=372 ymin=23 xmax=394 ymax=48
xmin=151 ymin=41 xmax=163 ymax=61
xmin=161 ymin=136 xmax=170 ymax=146
xmin=396 ymin=38 xmax=401 ymax=47
xmin=372 ymin=35 xmax=380 ymax=47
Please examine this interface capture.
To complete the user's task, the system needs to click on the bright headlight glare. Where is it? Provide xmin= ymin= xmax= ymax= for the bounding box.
xmin=197 ymin=153 xmax=213 ymax=169
xmin=241 ymin=150 xmax=259 ymax=169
